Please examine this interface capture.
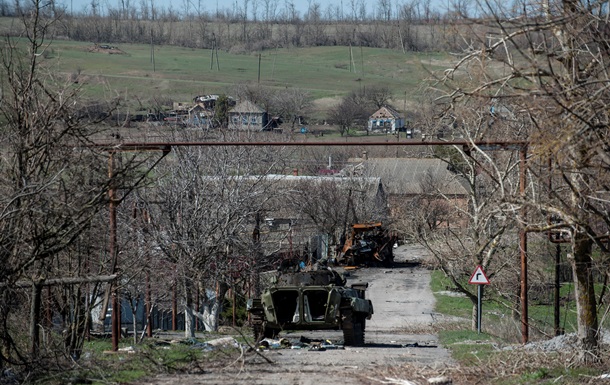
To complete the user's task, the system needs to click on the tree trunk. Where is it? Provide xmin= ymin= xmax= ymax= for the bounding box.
xmin=184 ymin=283 xmax=195 ymax=338
xmin=200 ymin=282 xmax=229 ymax=332
xmin=30 ymin=282 xmax=42 ymax=357
xmin=569 ymin=232 xmax=599 ymax=361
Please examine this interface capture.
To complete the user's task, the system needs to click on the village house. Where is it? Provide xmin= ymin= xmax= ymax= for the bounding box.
xmin=228 ymin=100 xmax=269 ymax=131
xmin=188 ymin=104 xmax=215 ymax=128
xmin=342 ymin=156 xmax=471 ymax=230
xmin=368 ymin=105 xmax=405 ymax=133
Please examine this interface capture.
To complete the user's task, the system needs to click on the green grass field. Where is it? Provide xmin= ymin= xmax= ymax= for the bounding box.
xmin=32 ymin=39 xmax=448 ymax=106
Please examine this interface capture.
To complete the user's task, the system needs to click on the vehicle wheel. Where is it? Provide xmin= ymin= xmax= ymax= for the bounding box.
xmin=342 ymin=309 xmax=355 ymax=346
xmin=342 ymin=309 xmax=364 ymax=346
xmin=353 ymin=317 xmax=364 ymax=346
xmin=251 ymin=313 xmax=264 ymax=342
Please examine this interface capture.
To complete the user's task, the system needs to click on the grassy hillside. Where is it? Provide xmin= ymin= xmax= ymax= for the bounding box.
xmin=32 ymin=39 xmax=450 ymax=112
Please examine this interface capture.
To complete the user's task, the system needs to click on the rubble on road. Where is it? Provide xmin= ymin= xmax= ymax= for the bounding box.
xmin=252 ymin=335 xmax=439 ymax=352
xmin=171 ymin=336 xmax=242 ymax=351
xmin=255 ymin=336 xmax=345 ymax=351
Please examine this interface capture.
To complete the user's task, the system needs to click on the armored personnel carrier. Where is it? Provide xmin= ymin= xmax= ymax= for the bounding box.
xmin=247 ymin=268 xmax=373 ymax=346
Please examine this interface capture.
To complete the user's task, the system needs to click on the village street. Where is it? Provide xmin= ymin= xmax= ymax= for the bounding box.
xmin=142 ymin=244 xmax=457 ymax=385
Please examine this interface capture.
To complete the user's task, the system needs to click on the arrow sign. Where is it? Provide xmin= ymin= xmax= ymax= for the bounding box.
xmin=469 ymin=265 xmax=490 ymax=285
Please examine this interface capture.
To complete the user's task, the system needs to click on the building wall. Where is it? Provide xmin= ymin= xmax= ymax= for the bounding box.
xmin=229 ymin=112 xmax=267 ymax=130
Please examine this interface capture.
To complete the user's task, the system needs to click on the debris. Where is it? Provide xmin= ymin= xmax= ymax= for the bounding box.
xmin=377 ymin=377 xmax=417 ymax=385
xmin=205 ymin=337 xmax=240 ymax=348
xmin=118 ymin=346 xmax=136 ymax=353
xmin=428 ymin=376 xmax=452 ymax=384
xmin=402 ymin=342 xmax=437 ymax=348
xmin=320 ymin=343 xmax=344 ymax=350
xmin=336 ymin=222 xmax=396 ymax=267
xmin=257 ymin=337 xmax=291 ymax=350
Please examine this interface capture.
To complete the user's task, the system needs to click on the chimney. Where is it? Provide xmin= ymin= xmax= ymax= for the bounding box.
xmin=293 ymin=168 xmax=298 ymax=176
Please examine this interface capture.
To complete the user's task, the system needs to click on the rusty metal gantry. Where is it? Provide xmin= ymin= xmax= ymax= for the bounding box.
xmin=100 ymin=139 xmax=530 ymax=346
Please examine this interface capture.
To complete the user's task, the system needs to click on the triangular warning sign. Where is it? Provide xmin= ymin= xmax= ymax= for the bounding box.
xmin=468 ymin=265 xmax=490 ymax=285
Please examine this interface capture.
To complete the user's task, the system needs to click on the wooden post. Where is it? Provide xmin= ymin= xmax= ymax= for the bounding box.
xmin=555 ymin=243 xmax=561 ymax=335
xmin=519 ymin=145 xmax=528 ymax=343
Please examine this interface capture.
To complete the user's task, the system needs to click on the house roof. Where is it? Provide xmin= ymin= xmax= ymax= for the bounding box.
xmin=197 ymin=174 xmax=383 ymax=200
xmin=265 ymin=174 xmax=383 ymax=199
xmin=188 ymin=105 xmax=214 ymax=115
xmin=344 ymin=157 xmax=470 ymax=196
xmin=370 ymin=106 xmax=403 ymax=120
xmin=230 ymin=100 xmax=265 ymax=114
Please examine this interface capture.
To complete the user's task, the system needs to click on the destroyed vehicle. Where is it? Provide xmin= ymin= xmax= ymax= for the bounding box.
xmin=247 ymin=268 xmax=373 ymax=346
xmin=337 ymin=222 xmax=395 ymax=267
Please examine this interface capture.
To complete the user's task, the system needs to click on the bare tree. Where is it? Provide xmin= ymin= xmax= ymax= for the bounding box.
xmin=0 ymin=1 xmax=140 ymax=376
xmin=272 ymin=87 xmax=313 ymax=131
xmin=365 ymin=85 xmax=393 ymax=109
xmin=147 ymin=134 xmax=286 ymax=334
xmin=436 ymin=0 xmax=610 ymax=359
xmin=327 ymin=89 xmax=374 ymax=136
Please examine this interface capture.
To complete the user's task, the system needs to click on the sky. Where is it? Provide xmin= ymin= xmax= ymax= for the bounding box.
xmin=61 ymin=0 xmax=446 ymax=18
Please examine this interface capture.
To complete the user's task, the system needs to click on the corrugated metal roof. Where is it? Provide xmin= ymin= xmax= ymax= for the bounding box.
xmin=345 ymin=158 xmax=470 ymax=196
xmin=230 ymin=100 xmax=265 ymax=114
xmin=370 ymin=106 xmax=403 ymax=119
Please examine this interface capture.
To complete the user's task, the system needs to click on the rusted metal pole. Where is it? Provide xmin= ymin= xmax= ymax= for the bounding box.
xmin=94 ymin=140 xmax=528 ymax=151
xmin=554 ymin=243 xmax=561 ymax=336
xmin=109 ymin=152 xmax=120 ymax=351
xmin=519 ymin=145 xmax=528 ymax=344
xmin=146 ymin=271 xmax=152 ymax=338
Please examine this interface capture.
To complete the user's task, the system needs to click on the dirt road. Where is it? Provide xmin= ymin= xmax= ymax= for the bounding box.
xmin=143 ymin=244 xmax=456 ymax=385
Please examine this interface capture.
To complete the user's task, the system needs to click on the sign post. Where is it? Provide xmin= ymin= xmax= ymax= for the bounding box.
xmin=468 ymin=265 xmax=490 ymax=334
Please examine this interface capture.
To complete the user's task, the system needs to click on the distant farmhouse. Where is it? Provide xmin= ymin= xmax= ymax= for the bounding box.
xmin=188 ymin=104 xmax=214 ymax=128
xmin=188 ymin=95 xmax=236 ymax=128
xmin=229 ymin=100 xmax=269 ymax=131
xmin=368 ymin=105 xmax=405 ymax=133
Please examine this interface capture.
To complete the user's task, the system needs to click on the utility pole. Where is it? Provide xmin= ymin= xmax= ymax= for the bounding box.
xmin=109 ymin=152 xmax=120 ymax=352
xmin=102 ymin=145 xmax=171 ymax=351
xmin=258 ymin=53 xmax=261 ymax=83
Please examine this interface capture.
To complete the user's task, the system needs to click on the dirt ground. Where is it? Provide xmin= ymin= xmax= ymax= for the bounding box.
xmin=141 ymin=244 xmax=457 ymax=385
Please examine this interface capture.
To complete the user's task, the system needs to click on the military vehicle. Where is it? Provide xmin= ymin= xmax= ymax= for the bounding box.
xmin=336 ymin=222 xmax=396 ymax=267
xmin=247 ymin=267 xmax=373 ymax=346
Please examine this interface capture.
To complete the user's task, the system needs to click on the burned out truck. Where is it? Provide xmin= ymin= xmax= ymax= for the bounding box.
xmin=247 ymin=268 xmax=373 ymax=346
xmin=336 ymin=222 xmax=396 ymax=267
